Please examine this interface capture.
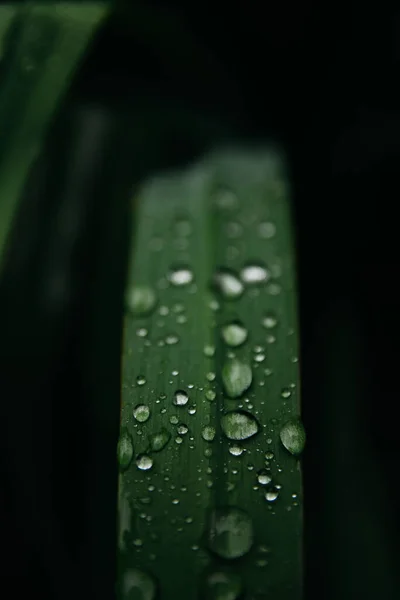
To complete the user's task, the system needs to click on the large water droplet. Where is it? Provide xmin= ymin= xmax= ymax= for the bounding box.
xmin=126 ymin=285 xmax=157 ymax=316
xmin=240 ymin=263 xmax=270 ymax=284
xmin=205 ymin=571 xmax=243 ymax=600
xmin=221 ymin=322 xmax=248 ymax=347
xmin=168 ymin=266 xmax=194 ymax=286
xmin=202 ymin=426 xmax=216 ymax=442
xmin=279 ymin=418 xmax=306 ymax=456
xmin=136 ymin=454 xmax=153 ymax=471
xmin=117 ymin=431 xmax=134 ymax=471
xmin=149 ymin=428 xmax=171 ymax=452
xmin=133 ymin=404 xmax=150 ymax=423
xmin=121 ymin=568 xmax=156 ymax=600
xmin=174 ymin=390 xmax=189 ymax=406
xmin=220 ymin=411 xmax=259 ymax=441
xmin=208 ymin=507 xmax=254 ymax=559
xmin=222 ymin=359 xmax=252 ymax=398
xmin=213 ymin=269 xmax=244 ymax=300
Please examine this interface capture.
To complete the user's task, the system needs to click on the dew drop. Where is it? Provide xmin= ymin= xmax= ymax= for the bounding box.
xmin=121 ymin=568 xmax=156 ymax=600
xmin=222 ymin=359 xmax=252 ymax=398
xmin=205 ymin=389 xmax=216 ymax=401
xmin=136 ymin=375 xmax=146 ymax=386
xmin=206 ymin=372 xmax=216 ymax=382
xmin=117 ymin=431 xmax=133 ymax=471
xmin=262 ymin=313 xmax=278 ymax=329
xmin=221 ymin=321 xmax=248 ymax=347
xmin=240 ymin=263 xmax=270 ymax=284
xmin=165 ymin=334 xmax=179 ymax=345
xmin=279 ymin=418 xmax=306 ymax=456
xmin=214 ymin=188 xmax=238 ymax=210
xmin=204 ymin=344 xmax=216 ymax=357
xmin=208 ymin=507 xmax=254 ymax=559
xmin=265 ymin=451 xmax=274 ymax=460
xmin=177 ymin=424 xmax=189 ymax=435
xmin=281 ymin=387 xmax=292 ymax=399
xmin=265 ymin=490 xmax=279 ymax=502
xmin=202 ymin=426 xmax=216 ymax=442
xmin=229 ymin=444 xmax=243 ymax=456
xmin=220 ymin=411 xmax=259 ymax=441
xmin=133 ymin=404 xmax=150 ymax=423
xmin=173 ymin=390 xmax=189 ymax=406
xmin=125 ymin=285 xmax=157 ymax=316
xmin=258 ymin=221 xmax=276 ymax=239
xmin=205 ymin=571 xmax=243 ymax=600
xmin=136 ymin=327 xmax=148 ymax=337
xmin=168 ymin=266 xmax=194 ymax=286
xmin=257 ymin=470 xmax=272 ymax=485
xmin=136 ymin=454 xmax=153 ymax=471
xmin=213 ymin=269 xmax=244 ymax=300
xmin=169 ymin=415 xmax=179 ymax=425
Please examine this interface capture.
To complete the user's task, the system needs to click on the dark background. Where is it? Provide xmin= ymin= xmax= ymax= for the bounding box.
xmin=1 ymin=2 xmax=399 ymax=598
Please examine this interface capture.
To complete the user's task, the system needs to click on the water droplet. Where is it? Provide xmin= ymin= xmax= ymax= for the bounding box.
xmin=136 ymin=454 xmax=153 ymax=471
xmin=205 ymin=389 xmax=216 ymax=401
xmin=175 ymin=436 xmax=183 ymax=444
xmin=229 ymin=444 xmax=243 ymax=456
xmin=126 ymin=285 xmax=157 ymax=316
xmin=202 ymin=426 xmax=216 ymax=442
xmin=258 ymin=221 xmax=276 ymax=239
xmin=254 ymin=353 xmax=265 ymax=363
xmin=257 ymin=470 xmax=272 ymax=485
xmin=117 ymin=431 xmax=133 ymax=471
xmin=265 ymin=490 xmax=279 ymax=502
xmin=221 ymin=321 xmax=248 ymax=347
xmin=225 ymin=221 xmax=243 ymax=238
xmin=281 ymin=387 xmax=292 ymax=399
xmin=214 ymin=188 xmax=238 ymax=210
xmin=168 ymin=266 xmax=194 ymax=286
xmin=208 ymin=507 xmax=254 ymax=559
xmin=121 ymin=568 xmax=156 ymax=600
xmin=213 ymin=269 xmax=244 ymax=299
xmin=262 ymin=313 xmax=278 ymax=329
xmin=173 ymin=390 xmax=189 ymax=406
xmin=204 ymin=344 xmax=216 ymax=357
xmin=222 ymin=359 xmax=252 ymax=398
xmin=165 ymin=334 xmax=179 ymax=345
xmin=204 ymin=447 xmax=213 ymax=458
xmin=136 ymin=375 xmax=146 ymax=386
xmin=279 ymin=418 xmax=306 ymax=455
xmin=177 ymin=424 xmax=189 ymax=435
xmin=136 ymin=327 xmax=148 ymax=337
xmin=169 ymin=415 xmax=179 ymax=425
xmin=206 ymin=372 xmax=216 ymax=382
xmin=220 ymin=411 xmax=259 ymax=441
xmin=205 ymin=571 xmax=243 ymax=600
xmin=133 ymin=404 xmax=150 ymax=423
xmin=265 ymin=451 xmax=274 ymax=460
xmin=240 ymin=263 xmax=270 ymax=284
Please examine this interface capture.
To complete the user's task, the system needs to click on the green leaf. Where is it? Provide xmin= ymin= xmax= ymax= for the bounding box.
xmin=118 ymin=148 xmax=303 ymax=599
xmin=0 ymin=2 xmax=109 ymax=276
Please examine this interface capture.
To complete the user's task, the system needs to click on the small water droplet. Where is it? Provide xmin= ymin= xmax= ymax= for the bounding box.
xmin=258 ymin=221 xmax=276 ymax=238
xmin=173 ymin=390 xmax=189 ymax=406
xmin=208 ymin=507 xmax=254 ymax=559
xmin=221 ymin=321 xmax=248 ymax=347
xmin=117 ymin=431 xmax=133 ymax=471
xmin=205 ymin=389 xmax=216 ymax=401
xmin=214 ymin=188 xmax=238 ymax=210
xmin=254 ymin=353 xmax=265 ymax=363
xmin=279 ymin=418 xmax=306 ymax=455
xmin=136 ymin=327 xmax=148 ymax=337
xmin=265 ymin=451 xmax=274 ymax=460
xmin=220 ymin=411 xmax=259 ymax=440
xmin=121 ymin=568 xmax=156 ymax=600
xmin=188 ymin=406 xmax=197 ymax=415
xmin=281 ymin=387 xmax=292 ymax=399
xmin=126 ymin=285 xmax=157 ymax=316
xmin=175 ymin=436 xmax=183 ymax=444
xmin=133 ymin=538 xmax=143 ymax=547
xmin=240 ymin=263 xmax=270 ymax=284
xmin=168 ymin=266 xmax=194 ymax=286
xmin=257 ymin=470 xmax=272 ymax=485
xmin=202 ymin=426 xmax=216 ymax=442
xmin=265 ymin=490 xmax=279 ymax=502
xmin=229 ymin=444 xmax=244 ymax=456
xmin=136 ymin=454 xmax=153 ymax=471
xmin=133 ymin=404 xmax=150 ymax=423
xmin=213 ymin=269 xmax=244 ymax=300
xmin=205 ymin=571 xmax=243 ymax=600
xmin=206 ymin=372 xmax=216 ymax=382
xmin=136 ymin=375 xmax=146 ymax=386
xmin=204 ymin=344 xmax=216 ymax=357
xmin=169 ymin=415 xmax=179 ymax=425
xmin=204 ymin=447 xmax=213 ymax=458
xmin=177 ymin=424 xmax=189 ymax=435
xmin=222 ymin=359 xmax=252 ymax=398
xmin=165 ymin=334 xmax=179 ymax=345
xmin=262 ymin=313 xmax=278 ymax=329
